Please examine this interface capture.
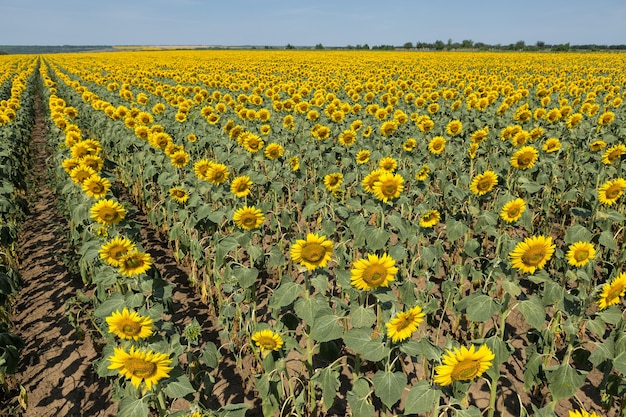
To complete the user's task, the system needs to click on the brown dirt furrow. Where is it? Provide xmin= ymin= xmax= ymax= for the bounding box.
xmin=11 ymin=95 xmax=115 ymax=417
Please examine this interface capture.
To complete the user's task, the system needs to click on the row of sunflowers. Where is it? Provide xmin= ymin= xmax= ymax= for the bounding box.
xmin=10 ymin=50 xmax=626 ymax=416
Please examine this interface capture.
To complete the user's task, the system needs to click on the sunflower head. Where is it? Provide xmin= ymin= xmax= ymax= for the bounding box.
xmin=350 ymin=253 xmax=398 ymax=291
xmin=434 ymin=344 xmax=495 ymax=386
xmin=106 ymin=308 xmax=153 ymax=341
xmin=290 ymin=233 xmax=333 ymax=271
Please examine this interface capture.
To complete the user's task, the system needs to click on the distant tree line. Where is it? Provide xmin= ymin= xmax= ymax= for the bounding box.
xmin=0 ymin=45 xmax=112 ymax=54
xmin=313 ymin=40 xmax=626 ymax=51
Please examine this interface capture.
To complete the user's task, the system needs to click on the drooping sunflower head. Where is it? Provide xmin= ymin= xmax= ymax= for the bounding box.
xmin=434 ymin=344 xmax=495 ymax=386
xmin=350 ymin=253 xmax=398 ymax=291
xmin=420 ymin=209 xmax=440 ymax=228
xmin=509 ymin=235 xmax=556 ymax=274
xmin=90 ymin=199 xmax=126 ymax=226
xmin=251 ymin=329 xmax=284 ymax=357
xmin=500 ymin=198 xmax=526 ymax=223
xmin=598 ymin=111 xmax=615 ymax=126
xmin=566 ymin=241 xmax=596 ymax=268
xmin=119 ymin=251 xmax=153 ymax=277
xmin=108 ymin=346 xmax=173 ymax=390
xmin=597 ymin=272 xmax=626 ymax=310
xmin=99 ymin=236 xmax=136 ymax=267
xmin=169 ymin=187 xmax=189 ymax=204
xmin=470 ymin=171 xmax=498 ymax=196
xmin=290 ymin=233 xmax=333 ymax=271
xmin=372 ymin=172 xmax=404 ymax=203
xmin=233 ymin=206 xmax=265 ymax=230
xmin=385 ymin=305 xmax=425 ymax=343
xmin=589 ymin=140 xmax=607 ymax=152
xmin=106 ymin=308 xmax=153 ymax=341
xmin=380 ymin=120 xmax=398 ymax=137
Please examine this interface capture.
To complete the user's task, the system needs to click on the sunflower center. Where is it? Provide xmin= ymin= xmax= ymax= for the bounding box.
xmin=382 ymin=181 xmax=398 ymax=196
xmin=433 ymin=142 xmax=443 ymax=151
xmin=121 ymin=321 xmax=141 ymax=336
xmin=507 ymin=207 xmax=520 ymax=217
xmin=606 ymin=283 xmax=625 ymax=304
xmin=173 ymin=190 xmax=186 ymax=198
xmin=518 ymin=154 xmax=533 ymax=166
xmin=451 ymin=359 xmax=481 ymax=381
xmin=110 ymin=246 xmax=129 ymax=260
xmin=394 ymin=314 xmax=412 ymax=331
xmin=362 ymin=264 xmax=389 ymax=286
xmin=125 ymin=256 xmax=143 ymax=268
xmin=300 ymin=243 xmax=326 ymax=263
xmin=607 ymin=150 xmax=620 ymax=162
xmin=126 ymin=358 xmax=157 ymax=379
xmin=213 ymin=171 xmax=224 ymax=181
xmin=521 ymin=246 xmax=546 ymax=266
xmin=236 ymin=183 xmax=249 ymax=192
xmin=605 ymin=185 xmax=622 ymax=199
xmin=328 ymin=176 xmax=341 ymax=187
xmin=476 ymin=178 xmax=492 ymax=192
xmin=90 ymin=183 xmax=104 ymax=193
xmin=257 ymin=337 xmax=278 ymax=350
xmin=241 ymin=213 xmax=258 ymax=227
xmin=574 ymin=249 xmax=589 ymax=262
xmin=100 ymin=208 xmax=119 ymax=222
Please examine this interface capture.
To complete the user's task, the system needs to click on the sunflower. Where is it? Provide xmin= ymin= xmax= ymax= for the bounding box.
xmin=82 ymin=175 xmax=111 ymax=199
xmin=446 ymin=120 xmax=463 ymax=136
xmin=589 ymin=140 xmax=607 ymax=152
xmin=350 ymin=253 xmax=398 ymax=291
xmin=193 ymin=159 xmax=214 ymax=181
xmin=510 ymin=146 xmax=538 ymax=170
xmin=386 ymin=305 xmax=425 ymax=343
xmin=290 ymin=233 xmax=333 ymax=271
xmin=378 ymin=156 xmax=398 ymax=172
xmin=324 ymin=173 xmax=343 ymax=191
xmin=338 ymin=129 xmax=357 ymax=147
xmin=597 ymin=272 xmax=626 ymax=310
xmin=470 ymin=171 xmax=498 ymax=196
xmin=403 ymin=138 xmax=417 ymax=152
xmin=62 ymin=158 xmax=81 ymax=174
xmin=509 ymin=235 xmax=555 ymax=274
xmin=205 ymin=163 xmax=229 ymax=185
xmin=361 ymin=169 xmax=385 ymax=194
xmin=566 ymin=241 xmax=596 ymax=267
xmin=566 ymin=113 xmax=583 ymax=129
xmin=601 ymin=144 xmax=625 ymax=165
xmin=170 ymin=150 xmax=190 ymax=168
xmin=428 ymin=136 xmax=446 ymax=155
xmin=434 ymin=344 xmax=495 ymax=386
xmin=420 ymin=210 xmax=440 ymax=228
xmin=264 ymin=143 xmax=284 ymax=160
xmin=230 ymin=176 xmax=253 ymax=197
xmin=597 ymin=178 xmax=626 ymax=206
xmin=118 ymin=251 xmax=152 ymax=277
xmin=500 ymin=198 xmax=526 ymax=223
xmin=169 ymin=187 xmax=189 ymax=204
xmin=90 ymin=199 xmax=126 ymax=226
xmin=598 ymin=111 xmax=615 ymax=126
xmin=356 ymin=150 xmax=371 ymax=164
xmin=70 ymin=166 xmax=97 ymax=185
xmin=251 ymin=329 xmax=284 ymax=357
xmin=99 ymin=236 xmax=136 ymax=267
xmin=372 ymin=172 xmax=404 ymax=203
xmin=233 ymin=206 xmax=265 ymax=230
xmin=380 ymin=120 xmax=398 ymax=136
xmin=106 ymin=308 xmax=153 ymax=341
xmin=108 ymin=346 xmax=173 ymax=390
xmin=543 ymin=138 xmax=562 ymax=153
xmin=415 ymin=165 xmax=430 ymax=181
xmin=568 ymin=409 xmax=601 ymax=417
xmin=289 ymin=156 xmax=300 ymax=171
xmin=242 ymin=134 xmax=264 ymax=153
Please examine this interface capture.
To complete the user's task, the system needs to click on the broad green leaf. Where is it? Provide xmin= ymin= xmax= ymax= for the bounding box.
xmin=372 ymin=370 xmax=406 ymax=409
xmin=162 ymin=369 xmax=195 ymax=399
xmin=234 ymin=266 xmax=258 ymax=289
xmin=344 ymin=328 xmax=373 ymax=354
xmin=612 ymin=351 xmax=626 ymax=375
xmin=599 ymin=229 xmax=617 ymax=250
xmin=313 ymin=366 xmax=340 ymax=412
xmin=349 ymin=305 xmax=376 ymax=328
xmin=361 ymin=338 xmax=390 ymax=362
xmin=347 ymin=378 xmax=374 ymax=417
xmin=518 ymin=296 xmax=546 ymax=329
xmin=202 ymin=342 xmax=220 ymax=369
xmin=454 ymin=406 xmax=483 ymax=417
xmin=94 ymin=292 xmax=125 ymax=318
xmin=466 ymin=294 xmax=500 ymax=322
xmin=404 ymin=380 xmax=440 ymax=415
xmin=365 ymin=226 xmax=391 ymax=251
xmin=545 ymin=363 xmax=586 ymax=401
xmin=268 ymin=280 xmax=303 ymax=309
xmin=268 ymin=245 xmax=286 ymax=267
xmin=117 ymin=397 xmax=149 ymax=417
xmin=310 ymin=314 xmax=344 ymax=342
xmin=563 ymin=224 xmax=593 ymax=245
xmin=294 ymin=295 xmax=332 ymax=325
xmin=445 ymin=218 xmax=469 ymax=242
xmin=220 ymin=403 xmax=251 ymax=417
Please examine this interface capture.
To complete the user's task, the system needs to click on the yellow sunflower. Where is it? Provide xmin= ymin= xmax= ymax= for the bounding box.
xmin=350 ymin=253 xmax=398 ymax=291
xmin=242 ymin=134 xmax=264 ymax=153
xmin=597 ymin=272 xmax=626 ymax=310
xmin=108 ymin=346 xmax=173 ymax=390
xmin=230 ymin=176 xmax=253 ymax=198
xmin=169 ymin=187 xmax=189 ymax=204
xmin=419 ymin=209 xmax=440 ymax=228
xmin=378 ymin=156 xmax=398 ymax=172
xmin=170 ymin=150 xmax=190 ymax=168
xmin=119 ymin=251 xmax=153 ymax=277
xmin=324 ymin=173 xmax=344 ymax=191
xmin=380 ymin=120 xmax=398 ymax=136
xmin=415 ymin=165 xmax=430 ymax=181
xmin=509 ymin=235 xmax=555 ymax=274
xmin=566 ymin=241 xmax=596 ymax=268
xmin=79 ymin=155 xmax=104 ymax=172
xmin=589 ymin=140 xmax=607 ymax=152
xmin=70 ymin=166 xmax=97 ymax=185
xmin=568 ymin=409 xmax=601 ymax=417
xmin=356 ymin=150 xmax=371 ymax=164
xmin=597 ymin=178 xmax=626 ymax=206
xmin=82 ymin=175 xmax=111 ymax=199
xmin=251 ymin=329 xmax=284 ymax=357
xmin=500 ymin=198 xmax=526 ymax=223
xmin=446 ymin=120 xmax=463 ymax=136
xmin=598 ymin=111 xmax=615 ymax=126
xmin=386 ymin=305 xmax=425 ymax=343
xmin=106 ymin=308 xmax=153 ymax=341
xmin=372 ymin=172 xmax=404 ymax=203
xmin=90 ymin=199 xmax=126 ymax=226
xmin=264 ymin=143 xmax=284 ymax=160
xmin=233 ymin=206 xmax=265 ymax=230
xmin=434 ymin=344 xmax=495 ymax=386
xmin=403 ymin=138 xmax=417 ymax=152
xmin=289 ymin=156 xmax=300 ymax=171
xmin=338 ymin=129 xmax=357 ymax=147
xmin=601 ymin=144 xmax=625 ymax=165
xmin=510 ymin=146 xmax=538 ymax=170
xmin=543 ymin=138 xmax=562 ymax=153
xmin=205 ymin=163 xmax=230 ymax=185
xmin=469 ymin=171 xmax=498 ymax=196
xmin=361 ymin=169 xmax=386 ymax=194
xmin=62 ymin=158 xmax=81 ymax=174
xmin=99 ymin=236 xmax=136 ymax=267
xmin=428 ymin=136 xmax=446 ymax=155
xmin=290 ymin=233 xmax=333 ymax=271
xmin=193 ymin=159 xmax=215 ymax=181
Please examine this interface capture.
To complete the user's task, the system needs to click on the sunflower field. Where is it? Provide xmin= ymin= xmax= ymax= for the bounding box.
xmin=2 ymin=50 xmax=626 ymax=417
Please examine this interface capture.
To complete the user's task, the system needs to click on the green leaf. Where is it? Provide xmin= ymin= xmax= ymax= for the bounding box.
xmin=612 ymin=351 xmax=626 ymax=375
xmin=162 ymin=368 xmax=195 ymax=399
xmin=544 ymin=363 xmax=586 ymax=401
xmin=372 ymin=370 xmax=406 ymax=409
xmin=310 ymin=314 xmax=344 ymax=342
xmin=404 ymin=380 xmax=440 ymax=415
xmin=268 ymin=280 xmax=303 ymax=309
xmin=344 ymin=328 xmax=373 ymax=354
xmin=235 ymin=266 xmax=258 ymax=289
xmin=599 ymin=229 xmax=617 ymax=250
xmin=347 ymin=378 xmax=374 ymax=417
xmin=294 ymin=295 xmax=332 ymax=325
xmin=220 ymin=403 xmax=251 ymax=417
xmin=518 ymin=296 xmax=546 ymax=329
xmin=455 ymin=406 xmax=484 ymax=417
xmin=466 ymin=294 xmax=500 ymax=322
xmin=117 ymin=397 xmax=149 ymax=417
xmin=268 ymin=245 xmax=286 ymax=267
xmin=361 ymin=338 xmax=390 ymax=362
xmin=202 ymin=342 xmax=220 ymax=369
xmin=563 ymin=224 xmax=593 ymax=245
xmin=463 ymin=238 xmax=480 ymax=257
xmin=349 ymin=306 xmax=376 ymax=328
xmin=445 ymin=218 xmax=469 ymax=242
xmin=365 ymin=226 xmax=391 ymax=251
xmin=313 ymin=366 xmax=340 ymax=412
xmin=93 ymin=292 xmax=125 ymax=318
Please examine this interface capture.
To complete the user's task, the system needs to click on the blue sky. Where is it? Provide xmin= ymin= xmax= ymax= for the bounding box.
xmin=2 ymin=0 xmax=625 ymax=46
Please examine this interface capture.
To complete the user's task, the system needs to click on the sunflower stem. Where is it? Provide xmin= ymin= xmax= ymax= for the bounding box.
xmin=486 ymin=374 xmax=499 ymax=417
